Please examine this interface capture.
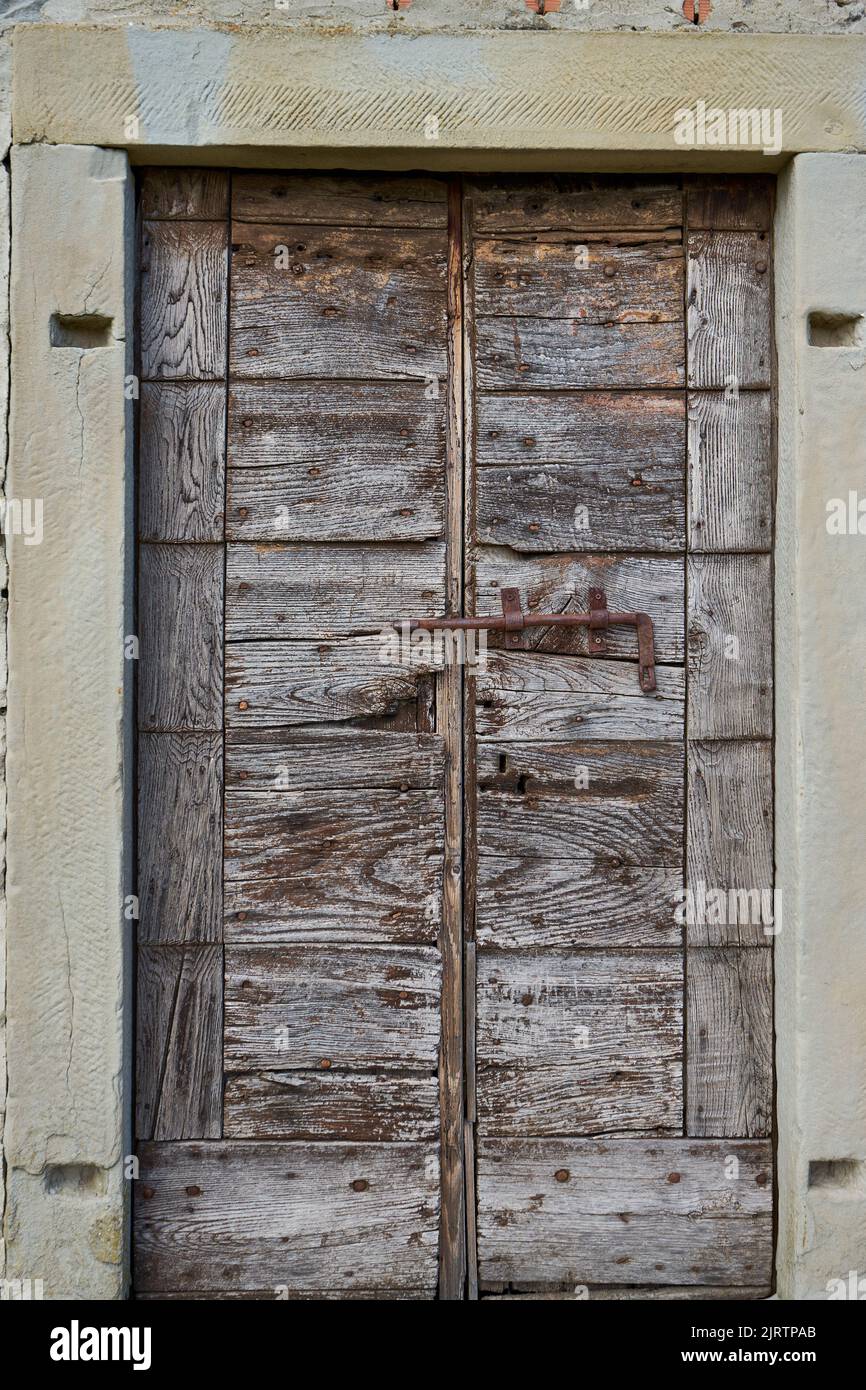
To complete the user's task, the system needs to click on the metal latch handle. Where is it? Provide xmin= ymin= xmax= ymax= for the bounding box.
xmin=409 ymin=587 xmax=657 ymax=693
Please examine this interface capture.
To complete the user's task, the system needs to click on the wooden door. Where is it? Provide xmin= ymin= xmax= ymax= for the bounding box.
xmin=134 ymin=170 xmax=774 ymax=1300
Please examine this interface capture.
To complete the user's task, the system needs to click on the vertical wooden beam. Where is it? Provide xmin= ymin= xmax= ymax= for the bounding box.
xmin=136 ymin=170 xmax=230 ymax=1145
xmin=461 ymin=180 xmax=480 ymax=1301
xmin=684 ymin=175 xmax=775 ymax=1148
xmin=438 ymin=178 xmax=466 ymax=1299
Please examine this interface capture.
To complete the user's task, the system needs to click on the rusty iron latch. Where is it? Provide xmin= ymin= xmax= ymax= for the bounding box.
xmin=409 ymin=587 xmax=657 ymax=693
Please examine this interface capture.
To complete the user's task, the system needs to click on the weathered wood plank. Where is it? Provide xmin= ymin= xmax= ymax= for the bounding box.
xmin=477 ymin=738 xmax=681 ymax=796
xmin=225 ymin=730 xmax=445 ymax=790
xmin=475 ymin=551 xmax=684 ymax=662
xmin=232 ymin=172 xmax=448 ymax=227
xmin=474 ymin=241 xmax=683 ymax=322
xmin=476 ymin=740 xmax=682 ymax=870
xmin=139 ymin=382 xmax=225 ymax=542
xmin=224 ymin=1072 xmax=439 ymax=1142
xmin=687 ymin=740 xmax=774 ymax=948
xmin=228 ymin=461 xmax=445 ymax=544
xmin=477 ymin=860 xmax=682 ymax=949
xmin=136 ymin=946 xmax=223 ymax=1141
xmin=468 ymin=177 xmax=682 ymax=234
xmin=224 ymin=946 xmax=441 ymax=1071
xmin=476 ymin=319 xmax=685 ymax=390
xmin=230 ymin=224 xmax=447 ymax=380
xmin=135 ymin=1142 xmax=440 ymax=1293
xmin=229 ymin=380 xmax=445 ymax=470
xmin=140 ymin=220 xmax=228 ymax=380
xmin=225 ymin=542 xmax=446 ymax=639
xmin=476 ymin=650 xmax=685 ymax=741
xmin=687 ymin=231 xmax=772 ymax=389
xmin=687 ymin=947 xmax=773 ymax=1138
xmin=476 ymin=951 xmax=682 ymax=1067
xmin=224 ymin=789 xmax=442 ymax=944
xmin=476 ymin=389 xmax=684 ymax=466
xmin=224 ymin=637 xmax=441 ymax=729
xmin=138 ymin=732 xmax=222 ymax=945
xmin=440 ymin=177 xmax=467 ymax=1301
xmin=140 ymin=168 xmax=229 ymax=221
xmin=687 ymin=554 xmax=773 ymax=740
xmin=139 ymin=543 xmax=224 ymax=732
xmin=688 ymin=391 xmax=772 ymax=552
xmin=477 ymin=460 xmax=684 ymax=553
xmin=477 ymin=1138 xmax=773 ymax=1287
xmin=227 ymin=379 xmax=445 ymax=541
xmin=477 ymin=1060 xmax=682 ymax=1139
xmin=137 ymin=1289 xmax=434 ymax=1300
xmin=484 ymin=1286 xmax=772 ymax=1301
xmin=478 ymin=776 xmax=682 ymax=866
xmin=686 ymin=176 xmax=773 ymax=231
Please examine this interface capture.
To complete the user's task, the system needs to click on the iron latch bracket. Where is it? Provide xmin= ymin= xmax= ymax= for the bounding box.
xmin=409 ymin=587 xmax=657 ymax=693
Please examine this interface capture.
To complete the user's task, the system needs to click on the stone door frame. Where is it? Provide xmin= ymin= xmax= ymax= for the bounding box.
xmin=4 ymin=26 xmax=866 ymax=1299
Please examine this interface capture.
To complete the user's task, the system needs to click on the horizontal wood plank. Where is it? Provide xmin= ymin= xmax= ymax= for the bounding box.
xmin=224 ymin=1071 xmax=439 ymax=1141
xmin=688 ymin=554 xmax=773 ymax=740
xmin=140 ymin=220 xmax=228 ymax=381
xmin=138 ymin=732 xmax=223 ymax=944
xmin=232 ymin=172 xmax=448 ymax=227
xmin=687 ymin=231 xmax=771 ymax=389
xmin=136 ymin=946 xmax=223 ymax=1141
xmin=229 ymin=380 xmax=445 ymax=469
xmin=477 ymin=1060 xmax=682 ymax=1139
xmin=135 ymin=1142 xmax=439 ymax=1293
xmin=688 ymin=391 xmax=772 ymax=552
xmin=476 ymin=650 xmax=685 ymax=741
xmin=136 ymin=1289 xmax=434 ymax=1300
xmin=139 ymin=543 xmax=224 ymax=732
xmin=230 ymin=224 xmax=447 ymax=380
xmin=484 ymin=1286 xmax=771 ymax=1301
xmin=227 ymin=461 xmax=445 ymax=543
xmin=139 ymin=382 xmax=226 ymax=542
xmin=686 ymin=176 xmax=773 ymax=231
xmin=225 ymin=542 xmax=446 ymax=639
xmin=687 ymin=947 xmax=773 ymax=1138
xmin=476 ymin=388 xmax=684 ymax=465
xmin=687 ymin=740 xmax=774 ymax=947
xmin=477 ymin=1138 xmax=772 ymax=1287
xmin=468 ymin=177 xmax=682 ymax=234
xmin=476 ymin=950 xmax=682 ymax=1067
xmin=476 ymin=860 xmax=682 ymax=949
xmin=476 ymin=459 xmax=684 ymax=552
xmin=474 ymin=240 xmax=683 ymax=322
xmin=475 ymin=551 xmax=684 ymax=662
xmin=225 ymin=637 xmax=440 ymax=729
xmin=225 ymin=730 xmax=444 ymax=790
xmin=224 ymin=789 xmax=442 ymax=944
xmin=477 ymin=745 xmax=683 ymax=865
xmin=224 ymin=945 xmax=441 ymax=1070
xmin=140 ymin=168 xmax=229 ymax=221
xmin=476 ymin=319 xmax=684 ymax=390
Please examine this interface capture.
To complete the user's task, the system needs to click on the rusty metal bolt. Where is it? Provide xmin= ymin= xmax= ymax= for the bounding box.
xmin=554 ymin=1169 xmax=570 ymax=1183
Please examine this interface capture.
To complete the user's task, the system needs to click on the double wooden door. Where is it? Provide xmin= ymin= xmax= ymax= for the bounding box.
xmin=134 ymin=169 xmax=775 ymax=1300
